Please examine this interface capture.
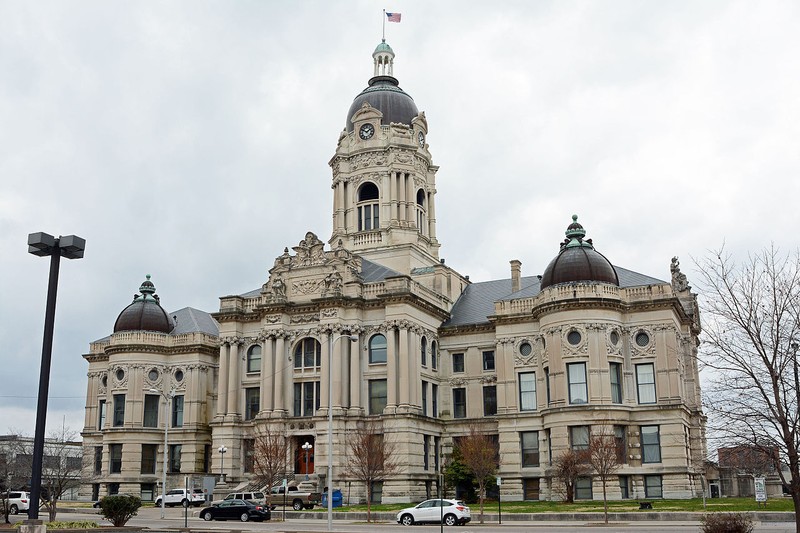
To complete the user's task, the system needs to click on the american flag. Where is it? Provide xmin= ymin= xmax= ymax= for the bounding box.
xmin=386 ymin=12 xmax=401 ymax=23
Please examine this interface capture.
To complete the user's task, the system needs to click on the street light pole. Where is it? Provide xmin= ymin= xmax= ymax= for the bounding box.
xmin=302 ymin=442 xmax=313 ymax=480
xmin=326 ymin=333 xmax=358 ymax=532
xmin=218 ymin=446 xmax=228 ymax=484
xmin=150 ymin=388 xmax=174 ymax=520
xmin=27 ymin=232 xmax=85 ymax=521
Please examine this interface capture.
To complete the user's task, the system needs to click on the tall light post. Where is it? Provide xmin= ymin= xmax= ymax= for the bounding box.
xmin=150 ymin=388 xmax=175 ymax=520
xmin=302 ymin=442 xmax=313 ymax=480
xmin=327 ymin=333 xmax=358 ymax=531
xmin=218 ymin=446 xmax=228 ymax=484
xmin=27 ymin=232 xmax=85 ymax=521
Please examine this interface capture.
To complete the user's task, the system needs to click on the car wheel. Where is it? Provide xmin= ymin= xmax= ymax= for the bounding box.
xmin=240 ymin=512 xmax=249 ymax=522
xmin=10 ymin=505 xmax=18 ymax=515
xmin=400 ymin=513 xmax=414 ymax=526
xmin=202 ymin=512 xmax=213 ymax=521
xmin=292 ymin=500 xmax=303 ymax=511
xmin=443 ymin=514 xmax=457 ymax=526
xmin=181 ymin=499 xmax=189 ymax=508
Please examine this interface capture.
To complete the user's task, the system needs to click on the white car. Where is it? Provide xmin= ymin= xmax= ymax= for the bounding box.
xmin=397 ymin=498 xmax=471 ymax=526
xmin=4 ymin=491 xmax=31 ymax=515
xmin=154 ymin=488 xmax=206 ymax=507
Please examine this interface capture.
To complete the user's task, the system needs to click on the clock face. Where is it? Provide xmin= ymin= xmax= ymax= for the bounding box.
xmin=359 ymin=123 xmax=375 ymax=140
xmin=417 ymin=131 xmax=425 ymax=147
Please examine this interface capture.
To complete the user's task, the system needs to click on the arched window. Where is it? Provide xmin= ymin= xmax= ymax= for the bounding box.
xmin=247 ymin=344 xmax=262 ymax=373
xmin=369 ymin=334 xmax=387 ymax=364
xmin=416 ymin=189 xmax=426 ymax=235
xmin=421 ymin=336 xmax=427 ymax=366
xmin=357 ymin=182 xmax=380 ymax=231
xmin=294 ymin=338 xmax=322 ymax=369
xmin=431 ymin=340 xmax=438 ymax=370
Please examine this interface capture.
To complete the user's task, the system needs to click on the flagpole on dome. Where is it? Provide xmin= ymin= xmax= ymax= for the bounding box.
xmin=382 ymin=9 xmax=386 ymax=41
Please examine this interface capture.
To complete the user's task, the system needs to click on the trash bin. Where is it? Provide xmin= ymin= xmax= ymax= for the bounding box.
xmin=321 ymin=488 xmax=343 ymax=508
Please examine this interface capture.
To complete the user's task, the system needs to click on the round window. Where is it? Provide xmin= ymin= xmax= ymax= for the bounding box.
xmin=519 ymin=342 xmax=532 ymax=356
xmin=567 ymin=330 xmax=582 ymax=346
xmin=175 ymin=369 xmax=184 ymax=382
xmin=101 ymin=375 xmax=107 ymax=387
xmin=148 ymin=368 xmax=159 ymax=382
xmin=610 ymin=331 xmax=619 ymax=345
xmin=115 ymin=369 xmax=125 ymax=381
xmin=635 ymin=331 xmax=650 ymax=347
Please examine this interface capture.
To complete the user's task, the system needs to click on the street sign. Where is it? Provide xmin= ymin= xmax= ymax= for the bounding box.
xmin=755 ymin=477 xmax=767 ymax=502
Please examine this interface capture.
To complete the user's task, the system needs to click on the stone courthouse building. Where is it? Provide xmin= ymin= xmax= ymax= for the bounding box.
xmin=81 ymin=41 xmax=707 ymax=503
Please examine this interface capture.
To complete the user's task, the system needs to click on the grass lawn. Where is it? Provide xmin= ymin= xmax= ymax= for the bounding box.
xmin=339 ymin=497 xmax=795 ymax=514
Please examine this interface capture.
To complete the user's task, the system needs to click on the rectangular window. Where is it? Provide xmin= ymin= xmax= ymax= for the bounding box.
xmin=432 ymin=384 xmax=438 ymax=418
xmin=519 ymin=372 xmax=537 ymax=411
xmin=434 ymin=436 xmax=440 ymax=472
xmin=169 ymin=444 xmax=182 ymax=473
xmin=369 ymin=480 xmax=382 ymax=504
xmin=546 ymin=428 xmax=552 ymax=464
xmin=575 ymin=477 xmax=593 ymax=500
xmin=570 ymin=425 xmax=590 ymax=451
xmin=247 ymin=346 xmax=262 ymax=373
xmin=544 ymin=367 xmax=551 ymax=405
xmin=294 ymin=383 xmax=302 ymax=416
xmin=98 ymin=399 xmax=107 ymax=430
xmin=423 ymin=435 xmax=430 ymax=471
xmin=619 ymin=475 xmax=630 ymax=499
xmin=204 ymin=444 xmax=211 ymax=474
xmin=567 ymin=363 xmax=588 ymax=404
xmin=614 ymin=425 xmax=627 ymax=464
xmin=452 ymin=353 xmax=465 ymax=373
xmin=431 ymin=343 xmax=437 ymax=370
xmin=141 ymin=444 xmax=157 ymax=475
xmin=644 ymin=475 xmax=663 ymax=498
xmin=421 ymin=381 xmax=428 ymax=416
xmin=94 ymin=446 xmax=103 ymax=474
xmin=523 ymin=478 xmax=540 ymax=500
xmin=171 ymin=395 xmax=184 ymax=428
xmin=482 ymin=350 xmax=495 ymax=371
xmin=109 ymin=444 xmax=122 ymax=474
xmin=610 ymin=362 xmax=623 ymax=404
xmin=641 ymin=425 xmax=661 ymax=463
xmin=243 ymin=439 xmax=254 ymax=473
xmin=113 ymin=394 xmax=125 ymax=427
xmin=369 ymin=379 xmax=388 ymax=415
xmin=421 ymin=342 xmax=427 ymax=367
xmin=483 ymin=385 xmax=497 ymax=416
xmin=143 ymin=394 xmax=159 ymax=428
xmin=521 ymin=431 xmax=539 ymax=467
xmin=140 ymin=483 xmax=155 ymax=502
xmin=636 ymin=363 xmax=656 ymax=404
xmin=453 ymin=387 xmax=466 ymax=418
xmin=245 ymin=387 xmax=260 ymax=420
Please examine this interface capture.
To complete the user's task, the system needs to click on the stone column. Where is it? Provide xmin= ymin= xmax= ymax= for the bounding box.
xmin=332 ymin=332 xmax=344 ymax=409
xmin=227 ymin=341 xmax=240 ymax=415
xmin=262 ymin=338 xmax=274 ymax=412
xmin=217 ymin=343 xmax=229 ymax=417
xmin=275 ymin=335 xmax=287 ymax=413
xmin=349 ymin=335 xmax=361 ymax=412
xmin=427 ymin=190 xmax=437 ymax=240
xmin=409 ymin=330 xmax=420 ymax=410
xmin=405 ymin=173 xmax=414 ymax=222
xmin=398 ymin=325 xmax=410 ymax=406
xmin=320 ymin=331 xmax=330 ymax=411
xmin=498 ymin=341 xmax=512 ymax=414
xmin=390 ymin=171 xmax=398 ymax=222
xmin=386 ymin=326 xmax=397 ymax=411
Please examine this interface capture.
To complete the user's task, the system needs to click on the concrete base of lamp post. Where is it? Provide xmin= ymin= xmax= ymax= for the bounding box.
xmin=20 ymin=520 xmax=46 ymax=533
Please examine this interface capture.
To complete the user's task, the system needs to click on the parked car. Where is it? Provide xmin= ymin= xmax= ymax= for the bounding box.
xmin=396 ymin=498 xmax=471 ymax=526
xmin=4 ymin=491 xmax=31 ymax=515
xmin=221 ymin=491 xmax=266 ymax=506
xmin=199 ymin=499 xmax=270 ymax=522
xmin=154 ymin=488 xmax=206 ymax=508
xmin=269 ymin=484 xmax=322 ymax=510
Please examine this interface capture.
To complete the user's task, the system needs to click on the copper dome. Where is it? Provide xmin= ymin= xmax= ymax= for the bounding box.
xmin=113 ymin=275 xmax=174 ymax=334
xmin=540 ymin=216 xmax=619 ymax=289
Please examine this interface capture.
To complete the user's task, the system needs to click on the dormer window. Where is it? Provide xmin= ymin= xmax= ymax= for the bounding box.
xmin=357 ymin=182 xmax=380 ymax=231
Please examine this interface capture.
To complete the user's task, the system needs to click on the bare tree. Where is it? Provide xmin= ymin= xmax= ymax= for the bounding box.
xmin=454 ymin=424 xmax=499 ymax=524
xmin=250 ymin=425 xmax=289 ymax=507
xmin=344 ymin=420 xmax=399 ymax=523
xmin=552 ymin=448 xmax=590 ymax=503
xmin=7 ymin=427 xmax=82 ymax=521
xmin=587 ymin=427 xmax=621 ymax=523
xmin=696 ymin=246 xmax=800 ymax=533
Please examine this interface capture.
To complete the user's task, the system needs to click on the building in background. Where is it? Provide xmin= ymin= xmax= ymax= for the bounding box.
xmin=81 ymin=41 xmax=706 ymax=503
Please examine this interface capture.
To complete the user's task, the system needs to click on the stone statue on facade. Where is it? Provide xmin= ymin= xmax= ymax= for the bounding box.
xmin=671 ymin=256 xmax=691 ymax=292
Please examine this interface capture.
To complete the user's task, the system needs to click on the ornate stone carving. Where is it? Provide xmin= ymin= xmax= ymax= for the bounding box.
xmin=291 ymin=313 xmax=320 ymax=324
xmin=321 ymin=268 xmax=343 ymax=297
xmin=450 ymin=377 xmax=467 ymax=387
xmin=480 ymin=375 xmax=497 ymax=384
xmin=292 ymin=232 xmax=327 ymax=266
xmin=671 ymin=256 xmax=691 ymax=292
xmin=293 ymin=279 xmax=323 ymax=295
xmin=562 ymin=326 xmax=589 ymax=357
xmin=631 ymin=327 xmax=657 ymax=357
xmin=349 ymin=152 xmax=388 ymax=170
xmin=264 ymin=314 xmax=281 ymax=324
xmin=320 ymin=308 xmax=338 ymax=319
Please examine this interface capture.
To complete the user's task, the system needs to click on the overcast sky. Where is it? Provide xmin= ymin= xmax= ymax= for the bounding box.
xmin=1 ymin=1 xmax=798 ymax=439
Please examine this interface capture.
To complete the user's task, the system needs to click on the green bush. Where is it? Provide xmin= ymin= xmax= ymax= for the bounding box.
xmin=98 ymin=494 xmax=142 ymax=527
xmin=701 ymin=512 xmax=754 ymax=533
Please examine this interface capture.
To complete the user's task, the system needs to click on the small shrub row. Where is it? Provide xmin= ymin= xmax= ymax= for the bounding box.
xmin=701 ymin=512 xmax=754 ymax=533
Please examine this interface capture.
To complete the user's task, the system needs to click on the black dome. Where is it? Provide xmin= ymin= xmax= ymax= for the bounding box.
xmin=113 ymin=275 xmax=173 ymax=334
xmin=540 ymin=216 xmax=619 ymax=289
xmin=346 ymin=75 xmax=418 ymax=132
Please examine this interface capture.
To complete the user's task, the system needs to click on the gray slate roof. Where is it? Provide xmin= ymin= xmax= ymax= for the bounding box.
xmin=170 ymin=307 xmax=220 ymax=336
xmin=444 ymin=266 xmax=667 ymax=328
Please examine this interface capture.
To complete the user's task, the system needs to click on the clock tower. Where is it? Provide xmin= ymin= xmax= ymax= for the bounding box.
xmin=329 ymin=41 xmax=441 ymax=276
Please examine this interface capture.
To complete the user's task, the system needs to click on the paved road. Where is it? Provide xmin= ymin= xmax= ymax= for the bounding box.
xmin=9 ymin=506 xmax=798 ymax=533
